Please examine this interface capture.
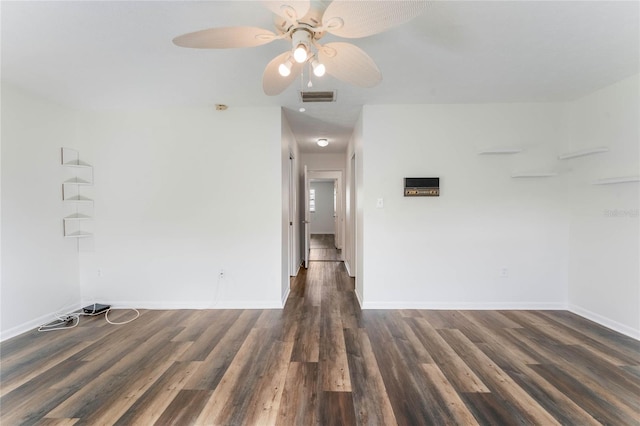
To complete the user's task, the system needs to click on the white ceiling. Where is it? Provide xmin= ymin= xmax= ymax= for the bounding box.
xmin=2 ymin=1 xmax=638 ymax=154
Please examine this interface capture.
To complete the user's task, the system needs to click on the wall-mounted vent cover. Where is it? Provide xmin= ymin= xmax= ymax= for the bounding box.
xmin=300 ymin=91 xmax=336 ymax=103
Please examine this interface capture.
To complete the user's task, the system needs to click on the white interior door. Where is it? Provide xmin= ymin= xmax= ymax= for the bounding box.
xmin=333 ymin=181 xmax=338 ymax=248
xmin=303 ymin=165 xmax=310 ymax=268
xmin=333 ymin=178 xmax=343 ymax=251
xmin=289 ymin=154 xmax=296 ymax=276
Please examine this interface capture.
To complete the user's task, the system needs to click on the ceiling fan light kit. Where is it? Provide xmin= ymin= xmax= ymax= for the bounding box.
xmin=172 ymin=0 xmax=428 ymax=96
xmin=291 ymin=28 xmax=312 ymax=63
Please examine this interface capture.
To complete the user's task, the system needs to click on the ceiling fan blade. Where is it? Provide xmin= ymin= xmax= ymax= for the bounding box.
xmin=273 ymin=14 xmax=289 ymax=34
xmin=263 ymin=52 xmax=303 ymax=96
xmin=317 ymin=42 xmax=382 ymax=88
xmin=322 ymin=0 xmax=428 ymax=39
xmin=173 ymin=26 xmax=277 ymax=49
xmin=262 ymin=0 xmax=311 ymax=23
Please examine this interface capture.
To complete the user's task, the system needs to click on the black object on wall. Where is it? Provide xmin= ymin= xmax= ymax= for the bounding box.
xmin=404 ymin=177 xmax=439 ymax=197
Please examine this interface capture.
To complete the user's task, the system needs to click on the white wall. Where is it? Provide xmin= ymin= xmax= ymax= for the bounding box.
xmin=566 ymin=75 xmax=639 ymax=338
xmin=1 ymin=84 xmax=81 ymax=339
xmin=75 ymin=106 xmax=283 ymax=309
xmin=281 ymin=111 xmax=300 ymax=302
xmin=2 ymin=79 xmax=636 ymax=339
xmin=360 ymin=103 xmax=570 ymax=309
xmin=300 ymin=152 xmax=346 ymax=171
xmin=310 ymin=181 xmax=335 ymax=234
xmin=346 ymin=113 xmax=364 ymax=301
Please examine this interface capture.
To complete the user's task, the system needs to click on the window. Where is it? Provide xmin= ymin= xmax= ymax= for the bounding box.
xmin=309 ymin=188 xmax=316 ymax=212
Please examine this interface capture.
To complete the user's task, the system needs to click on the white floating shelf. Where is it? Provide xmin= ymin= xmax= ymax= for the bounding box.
xmin=64 ymin=213 xmax=92 ymax=220
xmin=61 ymin=147 xmax=94 ymax=244
xmin=558 ymin=147 xmax=608 ymax=160
xmin=63 ymin=195 xmax=93 ymax=203
xmin=478 ymin=147 xmax=524 ymax=155
xmin=63 ymin=177 xmax=92 ymax=185
xmin=591 ymin=176 xmax=640 ymax=185
xmin=511 ymin=172 xmax=558 ymax=178
xmin=64 ymin=231 xmax=93 ymax=238
xmin=62 ymin=161 xmax=92 ymax=168
xmin=61 ymin=147 xmax=92 ymax=167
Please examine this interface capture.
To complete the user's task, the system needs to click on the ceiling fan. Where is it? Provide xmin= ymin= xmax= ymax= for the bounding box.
xmin=173 ymin=0 xmax=428 ymax=96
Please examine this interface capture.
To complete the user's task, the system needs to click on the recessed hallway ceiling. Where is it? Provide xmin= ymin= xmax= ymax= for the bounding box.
xmin=2 ymin=1 xmax=638 ymax=153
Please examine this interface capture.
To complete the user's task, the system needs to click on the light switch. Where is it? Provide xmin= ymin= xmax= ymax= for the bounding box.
xmin=376 ymin=198 xmax=384 ymax=208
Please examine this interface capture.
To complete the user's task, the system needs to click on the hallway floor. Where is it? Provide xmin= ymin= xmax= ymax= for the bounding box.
xmin=309 ymin=233 xmax=341 ymax=261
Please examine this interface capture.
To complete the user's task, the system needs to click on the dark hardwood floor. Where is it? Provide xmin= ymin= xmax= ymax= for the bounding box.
xmin=309 ymin=234 xmax=341 ymax=261
xmin=1 ymin=260 xmax=639 ymax=425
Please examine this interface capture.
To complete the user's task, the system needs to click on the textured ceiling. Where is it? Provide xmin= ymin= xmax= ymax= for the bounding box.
xmin=2 ymin=1 xmax=638 ymax=154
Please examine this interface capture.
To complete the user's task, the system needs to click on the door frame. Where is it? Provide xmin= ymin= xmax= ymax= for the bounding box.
xmin=303 ymin=165 xmax=310 ymax=268
xmin=288 ymin=153 xmax=297 ymax=276
xmin=305 ymin=169 xmax=344 ymax=262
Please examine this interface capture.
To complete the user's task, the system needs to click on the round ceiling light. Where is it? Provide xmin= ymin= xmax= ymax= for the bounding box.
xmin=317 ymin=138 xmax=328 ymax=147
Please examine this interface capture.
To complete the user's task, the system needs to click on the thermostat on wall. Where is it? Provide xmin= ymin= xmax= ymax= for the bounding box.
xmin=404 ymin=177 xmax=440 ymax=197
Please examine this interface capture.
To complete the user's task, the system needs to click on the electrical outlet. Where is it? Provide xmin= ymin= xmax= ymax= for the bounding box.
xmin=500 ymin=267 xmax=508 ymax=278
xmin=219 ymin=269 xmax=225 ymax=279
xmin=97 ymin=268 xmax=103 ymax=277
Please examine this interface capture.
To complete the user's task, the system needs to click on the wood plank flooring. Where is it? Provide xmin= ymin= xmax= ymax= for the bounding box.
xmin=1 ymin=260 xmax=639 ymax=425
xmin=309 ymin=234 xmax=341 ymax=261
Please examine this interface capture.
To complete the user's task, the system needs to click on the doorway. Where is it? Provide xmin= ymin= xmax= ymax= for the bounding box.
xmin=309 ymin=178 xmax=341 ymax=261
xmin=303 ymin=170 xmax=343 ymax=267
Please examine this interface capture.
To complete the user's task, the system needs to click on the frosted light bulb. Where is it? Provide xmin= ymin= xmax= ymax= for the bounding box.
xmin=312 ymin=59 xmax=326 ymax=77
xmin=278 ymin=60 xmax=292 ymax=77
xmin=293 ymin=44 xmax=308 ymax=63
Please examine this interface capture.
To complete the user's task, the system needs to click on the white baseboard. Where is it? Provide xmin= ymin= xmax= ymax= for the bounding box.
xmin=292 ymin=263 xmax=301 ymax=277
xmin=569 ymin=304 xmax=640 ymax=340
xmin=1 ymin=301 xmax=82 ymax=342
xmin=81 ymin=300 xmax=285 ymax=310
xmin=281 ymin=287 xmax=291 ymax=307
xmin=344 ymin=261 xmax=354 ymax=277
xmin=354 ymin=288 xmax=364 ymax=308
xmin=361 ymin=301 xmax=567 ymax=310
xmin=212 ymin=301 xmax=283 ymax=309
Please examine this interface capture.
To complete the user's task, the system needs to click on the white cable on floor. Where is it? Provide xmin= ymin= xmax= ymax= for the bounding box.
xmin=38 ymin=314 xmax=81 ymax=332
xmin=105 ymin=308 xmax=140 ymax=325
xmin=38 ymin=306 xmax=140 ymax=331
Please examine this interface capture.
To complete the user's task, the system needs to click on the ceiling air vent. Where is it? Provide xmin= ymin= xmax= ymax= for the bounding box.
xmin=300 ymin=91 xmax=336 ymax=103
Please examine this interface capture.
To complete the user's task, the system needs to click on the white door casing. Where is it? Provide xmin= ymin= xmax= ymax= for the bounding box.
xmin=303 ymin=165 xmax=310 ymax=269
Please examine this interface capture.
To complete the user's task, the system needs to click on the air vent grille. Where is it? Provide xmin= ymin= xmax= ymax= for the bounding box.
xmin=300 ymin=91 xmax=336 ymax=103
